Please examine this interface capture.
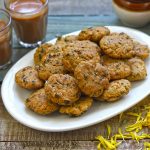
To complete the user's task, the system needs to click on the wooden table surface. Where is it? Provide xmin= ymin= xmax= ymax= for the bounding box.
xmin=0 ymin=1 xmax=150 ymax=150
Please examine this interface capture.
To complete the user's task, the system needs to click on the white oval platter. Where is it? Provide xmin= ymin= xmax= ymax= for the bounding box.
xmin=1 ymin=26 xmax=150 ymax=132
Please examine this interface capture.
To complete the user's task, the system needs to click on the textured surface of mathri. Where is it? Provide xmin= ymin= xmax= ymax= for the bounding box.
xmin=100 ymin=33 xmax=135 ymax=58
xmin=101 ymin=55 xmax=131 ymax=80
xmin=59 ymin=97 xmax=93 ymax=116
xmin=63 ymin=40 xmax=101 ymax=52
xmin=78 ymin=26 xmax=110 ymax=43
xmin=96 ymin=79 xmax=131 ymax=101
xmin=15 ymin=66 xmax=44 ymax=90
xmin=26 ymin=89 xmax=59 ymax=115
xmin=63 ymin=40 xmax=100 ymax=72
xmin=74 ymin=60 xmax=110 ymax=97
xmin=37 ymin=49 xmax=66 ymax=81
xmin=56 ymin=35 xmax=79 ymax=48
xmin=126 ymin=58 xmax=147 ymax=81
xmin=34 ymin=43 xmax=53 ymax=65
xmin=45 ymin=74 xmax=81 ymax=105
xmin=133 ymin=41 xmax=149 ymax=60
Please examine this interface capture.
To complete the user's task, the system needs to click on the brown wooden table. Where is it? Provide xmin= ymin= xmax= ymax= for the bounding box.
xmin=0 ymin=1 xmax=150 ymax=149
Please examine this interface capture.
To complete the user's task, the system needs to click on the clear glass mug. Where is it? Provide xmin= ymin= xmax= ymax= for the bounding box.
xmin=0 ymin=9 xmax=12 ymax=70
xmin=4 ymin=0 xmax=49 ymax=48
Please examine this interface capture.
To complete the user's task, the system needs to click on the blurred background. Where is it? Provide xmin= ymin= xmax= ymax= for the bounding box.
xmin=0 ymin=0 xmax=113 ymax=15
xmin=48 ymin=0 xmax=113 ymax=15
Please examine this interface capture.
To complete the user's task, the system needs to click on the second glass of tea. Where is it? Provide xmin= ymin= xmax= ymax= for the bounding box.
xmin=4 ymin=0 xmax=49 ymax=48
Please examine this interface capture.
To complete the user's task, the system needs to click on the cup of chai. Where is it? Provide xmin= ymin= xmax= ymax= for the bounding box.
xmin=4 ymin=0 xmax=49 ymax=48
xmin=0 ymin=9 xmax=12 ymax=70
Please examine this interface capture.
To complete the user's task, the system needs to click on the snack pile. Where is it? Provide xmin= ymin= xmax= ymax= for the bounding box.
xmin=15 ymin=26 xmax=149 ymax=117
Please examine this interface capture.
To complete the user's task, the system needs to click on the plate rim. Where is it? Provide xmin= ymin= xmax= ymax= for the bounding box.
xmin=1 ymin=25 xmax=150 ymax=132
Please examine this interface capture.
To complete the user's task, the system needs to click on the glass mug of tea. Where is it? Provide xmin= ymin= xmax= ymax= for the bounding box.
xmin=4 ymin=0 xmax=49 ymax=48
xmin=0 ymin=9 xmax=12 ymax=69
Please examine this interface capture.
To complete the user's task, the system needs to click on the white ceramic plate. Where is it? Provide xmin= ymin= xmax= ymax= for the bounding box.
xmin=1 ymin=26 xmax=150 ymax=132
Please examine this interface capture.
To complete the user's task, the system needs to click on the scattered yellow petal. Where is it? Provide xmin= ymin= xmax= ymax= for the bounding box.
xmin=107 ymin=125 xmax=111 ymax=139
xmin=96 ymin=136 xmax=107 ymax=149
xmin=144 ymin=142 xmax=150 ymax=150
xmin=125 ymin=120 xmax=144 ymax=132
xmin=118 ymin=128 xmax=124 ymax=141
xmin=136 ymin=113 xmax=142 ymax=122
xmin=97 ymin=143 xmax=101 ymax=150
xmin=96 ymin=105 xmax=150 ymax=150
xmin=130 ymin=132 xmax=139 ymax=143
xmin=119 ymin=112 xmax=123 ymax=122
xmin=96 ymin=136 xmax=116 ymax=150
xmin=115 ymin=141 xmax=122 ymax=147
xmin=144 ymin=105 xmax=150 ymax=110
xmin=127 ymin=112 xmax=140 ymax=117
xmin=144 ymin=112 xmax=150 ymax=127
